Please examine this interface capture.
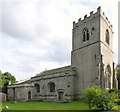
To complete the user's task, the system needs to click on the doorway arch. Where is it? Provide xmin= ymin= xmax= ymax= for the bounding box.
xmin=28 ymin=91 xmax=31 ymax=100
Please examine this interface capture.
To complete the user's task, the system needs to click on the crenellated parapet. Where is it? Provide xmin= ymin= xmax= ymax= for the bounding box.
xmin=73 ymin=6 xmax=112 ymax=29
xmin=101 ymin=11 xmax=113 ymax=29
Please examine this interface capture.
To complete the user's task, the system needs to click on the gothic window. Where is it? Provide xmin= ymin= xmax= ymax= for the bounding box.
xmin=106 ymin=29 xmax=109 ymax=45
xmin=83 ymin=28 xmax=89 ymax=42
xmin=48 ymin=82 xmax=55 ymax=92
xmin=83 ymin=31 xmax=85 ymax=42
xmin=35 ymin=83 xmax=40 ymax=92
xmin=87 ymin=30 xmax=89 ymax=40
xmin=105 ymin=65 xmax=111 ymax=89
xmin=105 ymin=65 xmax=111 ymax=76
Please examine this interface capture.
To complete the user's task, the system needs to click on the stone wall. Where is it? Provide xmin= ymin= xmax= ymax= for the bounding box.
xmin=72 ymin=7 xmax=101 ymax=93
xmin=8 ymin=84 xmax=34 ymax=101
xmin=31 ymin=66 xmax=76 ymax=102
xmin=0 ymin=93 xmax=6 ymax=102
xmin=8 ymin=66 xmax=76 ymax=102
xmin=71 ymin=6 xmax=115 ymax=93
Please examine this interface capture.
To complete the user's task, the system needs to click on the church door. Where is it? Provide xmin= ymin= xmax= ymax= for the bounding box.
xmin=28 ymin=91 xmax=31 ymax=100
xmin=58 ymin=92 xmax=64 ymax=101
xmin=13 ymin=88 xmax=15 ymax=101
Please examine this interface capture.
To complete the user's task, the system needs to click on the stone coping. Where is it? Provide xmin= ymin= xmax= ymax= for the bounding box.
xmin=33 ymin=65 xmax=75 ymax=78
xmin=8 ymin=65 xmax=76 ymax=88
xmin=8 ymin=83 xmax=34 ymax=88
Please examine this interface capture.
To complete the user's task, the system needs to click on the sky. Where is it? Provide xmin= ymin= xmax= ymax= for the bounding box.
xmin=0 ymin=0 xmax=119 ymax=81
xmin=119 ymin=1 xmax=120 ymax=64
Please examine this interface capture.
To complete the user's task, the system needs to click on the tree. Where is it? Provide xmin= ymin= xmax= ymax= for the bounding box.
xmin=0 ymin=70 xmax=2 ymax=92
xmin=2 ymin=72 xmax=16 ymax=94
xmin=116 ymin=64 xmax=120 ymax=89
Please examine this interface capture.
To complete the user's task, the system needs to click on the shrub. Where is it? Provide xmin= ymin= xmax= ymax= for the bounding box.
xmin=108 ymin=88 xmax=119 ymax=99
xmin=108 ymin=88 xmax=118 ymax=93
xmin=83 ymin=85 xmax=116 ymax=111
xmin=98 ymin=91 xmax=116 ymax=110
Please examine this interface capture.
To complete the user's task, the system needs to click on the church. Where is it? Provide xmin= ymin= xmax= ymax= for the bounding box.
xmin=7 ymin=6 xmax=118 ymax=102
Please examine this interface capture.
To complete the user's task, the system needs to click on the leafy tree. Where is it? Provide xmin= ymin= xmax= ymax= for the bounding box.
xmin=83 ymin=85 xmax=117 ymax=111
xmin=116 ymin=64 xmax=120 ymax=89
xmin=0 ymin=70 xmax=2 ymax=92
xmin=2 ymin=72 xmax=16 ymax=93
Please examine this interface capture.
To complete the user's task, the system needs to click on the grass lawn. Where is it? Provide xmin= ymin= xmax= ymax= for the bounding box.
xmin=1 ymin=101 xmax=120 ymax=111
xmin=2 ymin=101 xmax=89 ymax=110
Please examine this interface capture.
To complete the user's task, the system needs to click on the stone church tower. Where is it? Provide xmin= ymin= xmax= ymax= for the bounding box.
xmin=71 ymin=6 xmax=116 ymax=94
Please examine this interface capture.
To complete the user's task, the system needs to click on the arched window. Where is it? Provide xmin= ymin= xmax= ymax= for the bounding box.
xmin=35 ymin=83 xmax=40 ymax=92
xmin=87 ymin=30 xmax=89 ymax=40
xmin=105 ymin=65 xmax=111 ymax=89
xmin=83 ymin=31 xmax=86 ymax=42
xmin=48 ymin=82 xmax=55 ymax=92
xmin=106 ymin=29 xmax=109 ymax=45
xmin=105 ymin=65 xmax=111 ymax=76
xmin=83 ymin=28 xmax=89 ymax=42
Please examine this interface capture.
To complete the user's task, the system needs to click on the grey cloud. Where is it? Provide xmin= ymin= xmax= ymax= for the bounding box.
xmin=2 ymin=2 xmax=52 ymax=41
xmin=15 ymin=38 xmax=71 ymax=64
xmin=2 ymin=3 xmax=32 ymax=40
xmin=48 ymin=38 xmax=71 ymax=63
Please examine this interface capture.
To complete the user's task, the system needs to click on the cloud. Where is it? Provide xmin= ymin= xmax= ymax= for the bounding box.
xmin=0 ymin=0 xmax=118 ymax=81
xmin=2 ymin=2 xmax=44 ymax=40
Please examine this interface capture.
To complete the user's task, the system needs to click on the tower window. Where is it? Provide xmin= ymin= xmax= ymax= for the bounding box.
xmin=106 ymin=29 xmax=109 ymax=45
xmin=87 ymin=30 xmax=89 ymax=40
xmin=83 ymin=28 xmax=89 ymax=42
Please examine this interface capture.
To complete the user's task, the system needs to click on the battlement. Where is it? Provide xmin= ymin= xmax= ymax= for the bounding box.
xmin=73 ymin=6 xmax=112 ymax=29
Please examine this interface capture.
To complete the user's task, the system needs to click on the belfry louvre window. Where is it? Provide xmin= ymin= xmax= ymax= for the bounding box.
xmin=49 ymin=82 xmax=55 ymax=92
xmin=83 ymin=28 xmax=89 ymax=42
xmin=106 ymin=29 xmax=109 ymax=45
xmin=35 ymin=83 xmax=40 ymax=92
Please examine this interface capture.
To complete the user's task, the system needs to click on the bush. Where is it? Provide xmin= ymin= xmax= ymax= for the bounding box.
xmin=108 ymin=88 xmax=118 ymax=93
xmin=83 ymin=85 xmax=116 ymax=111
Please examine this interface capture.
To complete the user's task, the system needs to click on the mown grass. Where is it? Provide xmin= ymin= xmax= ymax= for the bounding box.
xmin=2 ymin=101 xmax=89 ymax=110
xmin=0 ymin=102 xmax=2 ymax=111
xmin=1 ymin=101 xmax=120 ymax=111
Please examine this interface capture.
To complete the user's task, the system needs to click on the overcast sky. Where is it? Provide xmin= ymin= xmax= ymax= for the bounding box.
xmin=0 ymin=0 xmax=119 ymax=81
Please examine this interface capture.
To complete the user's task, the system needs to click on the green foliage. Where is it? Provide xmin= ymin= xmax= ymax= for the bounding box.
xmin=97 ymin=91 xmax=116 ymax=110
xmin=83 ymin=85 xmax=102 ymax=109
xmin=83 ymin=85 xmax=116 ymax=111
xmin=108 ymin=88 xmax=118 ymax=93
xmin=115 ymin=65 xmax=120 ymax=89
xmin=116 ymin=65 xmax=120 ymax=80
xmin=0 ymin=70 xmax=2 ymax=92
xmin=2 ymin=71 xmax=16 ymax=93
